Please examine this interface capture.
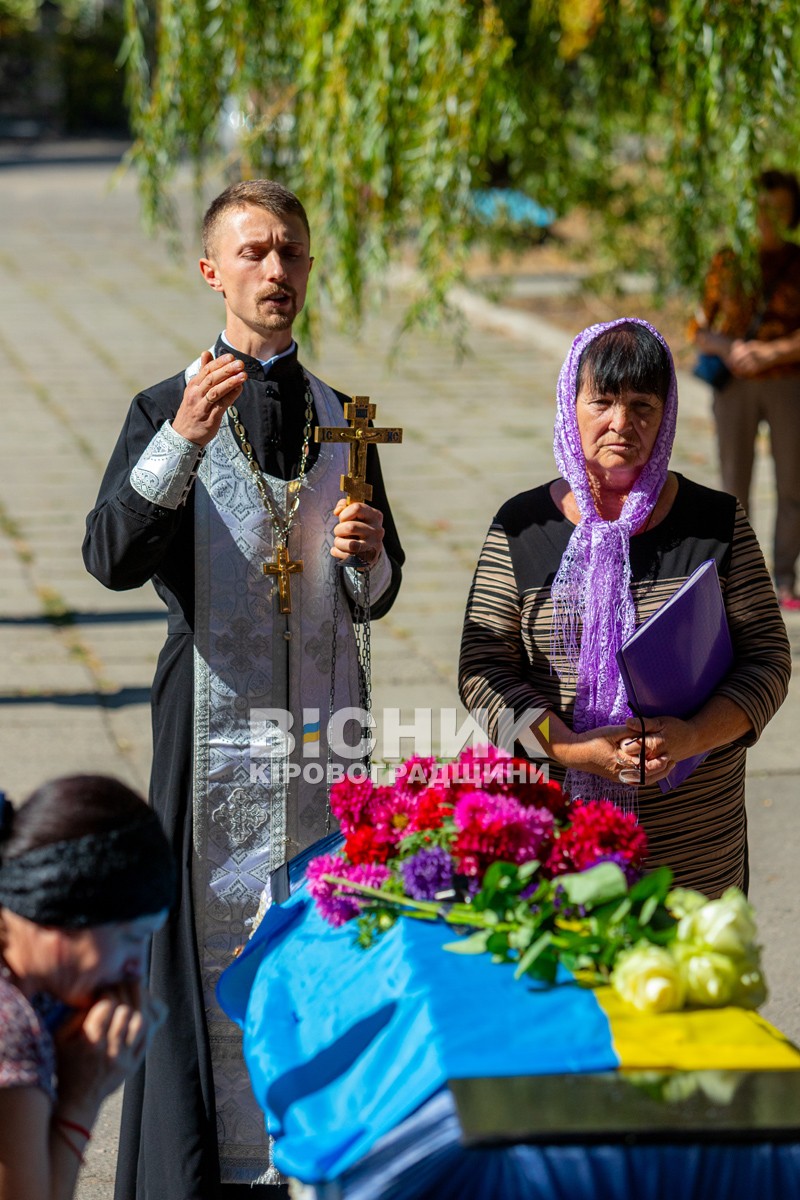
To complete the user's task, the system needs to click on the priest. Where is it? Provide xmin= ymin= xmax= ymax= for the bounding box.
xmin=82 ymin=179 xmax=404 ymax=1200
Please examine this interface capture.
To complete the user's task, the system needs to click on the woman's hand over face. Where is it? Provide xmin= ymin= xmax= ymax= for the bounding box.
xmin=54 ymin=986 xmax=167 ymax=1123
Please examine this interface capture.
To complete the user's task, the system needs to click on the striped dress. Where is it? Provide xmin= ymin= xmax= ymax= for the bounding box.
xmin=459 ymin=474 xmax=791 ymax=897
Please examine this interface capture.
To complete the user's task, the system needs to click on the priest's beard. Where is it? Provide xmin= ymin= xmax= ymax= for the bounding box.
xmin=257 ymin=309 xmax=295 ymax=333
xmin=255 ymin=293 xmax=298 ymax=333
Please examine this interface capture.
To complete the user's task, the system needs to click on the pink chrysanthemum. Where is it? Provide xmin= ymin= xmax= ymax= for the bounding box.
xmin=393 ymin=756 xmax=440 ymax=794
xmin=444 ymin=746 xmax=510 ymax=790
xmin=306 ymin=853 xmax=391 ymax=927
xmin=457 ymin=745 xmax=512 ymax=768
xmin=366 ymin=785 xmax=418 ymax=842
xmin=329 ymin=776 xmax=375 ymax=834
xmin=452 ymin=790 xmax=555 ymax=878
xmin=544 ymin=800 xmax=648 ymax=881
xmin=446 ymin=750 xmax=570 ymax=819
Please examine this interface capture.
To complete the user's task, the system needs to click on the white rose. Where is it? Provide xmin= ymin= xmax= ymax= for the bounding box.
xmin=677 ymin=888 xmax=758 ymax=958
xmin=612 ymin=944 xmax=686 ymax=1014
xmin=666 ymin=886 xmax=707 ymax=919
xmin=675 ymin=946 xmax=739 ymax=1007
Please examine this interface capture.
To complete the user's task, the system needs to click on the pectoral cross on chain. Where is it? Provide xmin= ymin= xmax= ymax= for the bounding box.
xmin=263 ymin=544 xmax=303 ymax=614
xmin=314 ymin=397 xmax=403 ymax=503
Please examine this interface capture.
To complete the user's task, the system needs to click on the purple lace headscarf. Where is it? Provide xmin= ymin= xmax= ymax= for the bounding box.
xmin=551 ymin=318 xmax=678 ymax=801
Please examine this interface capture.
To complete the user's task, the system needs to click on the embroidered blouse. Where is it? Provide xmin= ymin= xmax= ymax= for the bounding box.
xmin=0 ymin=970 xmax=57 ymax=1104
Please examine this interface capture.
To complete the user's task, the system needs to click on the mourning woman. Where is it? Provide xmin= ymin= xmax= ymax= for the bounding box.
xmin=0 ymin=776 xmax=175 ymax=1200
xmin=459 ymin=319 xmax=791 ymax=896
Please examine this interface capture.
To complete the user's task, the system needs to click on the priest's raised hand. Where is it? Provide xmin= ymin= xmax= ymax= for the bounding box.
xmin=171 ymin=350 xmax=248 ymax=446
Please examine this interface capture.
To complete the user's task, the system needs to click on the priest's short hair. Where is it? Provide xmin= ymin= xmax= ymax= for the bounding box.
xmin=202 ymin=179 xmax=311 ymax=255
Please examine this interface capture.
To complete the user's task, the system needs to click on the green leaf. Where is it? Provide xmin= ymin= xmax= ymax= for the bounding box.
xmin=486 ymin=931 xmax=510 ymax=956
xmin=643 ymin=925 xmax=678 ymax=947
xmin=443 ymin=930 xmax=491 ymax=955
xmin=588 ymin=898 xmax=625 ymax=923
xmin=552 ymin=929 xmax=602 ymax=952
xmin=639 ymin=894 xmax=660 ymax=926
xmin=514 ymin=930 xmax=553 ymax=979
xmin=559 ymin=863 xmax=628 ymax=907
xmin=485 ymin=861 xmax=519 ymax=891
xmin=517 ymin=860 xmax=540 ymax=883
xmin=608 ymin=897 xmax=632 ymax=924
xmin=524 ymin=948 xmax=559 ymax=985
xmin=628 ymin=866 xmax=674 ymax=903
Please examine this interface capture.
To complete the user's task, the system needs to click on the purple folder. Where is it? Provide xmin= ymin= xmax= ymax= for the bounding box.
xmin=615 ymin=559 xmax=733 ymax=793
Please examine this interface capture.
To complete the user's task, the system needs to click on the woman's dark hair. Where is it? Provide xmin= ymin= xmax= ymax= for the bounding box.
xmin=759 ymin=168 xmax=800 ymax=230
xmin=1 ymin=775 xmax=150 ymax=859
xmin=0 ymin=775 xmax=175 ymax=927
xmin=576 ymin=321 xmax=671 ymax=404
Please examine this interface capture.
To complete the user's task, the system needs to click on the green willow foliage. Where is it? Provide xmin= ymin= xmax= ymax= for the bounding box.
xmin=120 ymin=0 xmax=799 ymax=318
xmin=1 ymin=0 xmax=95 ymax=34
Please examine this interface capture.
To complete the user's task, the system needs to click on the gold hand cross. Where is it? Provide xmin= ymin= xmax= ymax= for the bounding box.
xmin=314 ymin=397 xmax=403 ymax=503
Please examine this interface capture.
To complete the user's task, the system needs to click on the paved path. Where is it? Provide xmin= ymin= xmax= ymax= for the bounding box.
xmin=0 ymin=156 xmax=798 ymax=1197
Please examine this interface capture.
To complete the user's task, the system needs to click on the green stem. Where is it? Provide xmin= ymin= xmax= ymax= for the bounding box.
xmin=322 ymin=875 xmax=508 ymax=931
xmin=323 ymin=875 xmax=442 ymax=916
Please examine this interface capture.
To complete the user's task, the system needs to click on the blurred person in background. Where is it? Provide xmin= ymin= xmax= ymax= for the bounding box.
xmin=690 ymin=168 xmax=800 ymax=610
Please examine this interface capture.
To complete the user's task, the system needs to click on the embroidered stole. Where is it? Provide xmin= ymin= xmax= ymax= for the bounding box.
xmin=191 ymin=370 xmax=360 ymax=1183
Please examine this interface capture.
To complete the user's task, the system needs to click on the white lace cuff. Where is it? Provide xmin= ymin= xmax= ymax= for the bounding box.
xmin=130 ymin=421 xmax=204 ymax=510
xmin=343 ymin=550 xmax=392 ymax=605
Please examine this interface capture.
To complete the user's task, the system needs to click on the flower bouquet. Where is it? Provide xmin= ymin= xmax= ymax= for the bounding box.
xmin=306 ymin=748 xmax=766 ymax=1013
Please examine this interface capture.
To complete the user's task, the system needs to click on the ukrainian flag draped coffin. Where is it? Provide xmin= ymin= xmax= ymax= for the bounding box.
xmin=218 ymin=879 xmax=800 ymax=1194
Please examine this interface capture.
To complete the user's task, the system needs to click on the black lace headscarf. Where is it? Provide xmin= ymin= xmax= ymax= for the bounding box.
xmin=0 ymin=775 xmax=175 ymax=928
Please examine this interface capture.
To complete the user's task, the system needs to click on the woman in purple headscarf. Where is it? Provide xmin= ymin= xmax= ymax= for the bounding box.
xmin=459 ymin=319 xmax=790 ymax=896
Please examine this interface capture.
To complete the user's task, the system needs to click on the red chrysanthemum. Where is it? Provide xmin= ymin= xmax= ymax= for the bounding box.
xmin=451 ymin=790 xmax=554 ymax=878
xmin=406 ymin=784 xmax=454 ymax=833
xmin=513 ymin=775 xmax=571 ymax=821
xmin=442 ymin=745 xmax=511 ymax=798
xmin=544 ymin=800 xmax=648 ymax=880
xmin=344 ymin=825 xmax=395 ymax=865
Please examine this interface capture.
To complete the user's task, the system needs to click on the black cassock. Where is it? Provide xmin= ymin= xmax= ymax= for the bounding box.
xmin=83 ymin=340 xmax=404 ymax=1199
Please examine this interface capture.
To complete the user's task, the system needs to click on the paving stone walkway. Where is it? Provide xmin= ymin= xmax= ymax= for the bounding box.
xmin=0 ymin=154 xmax=797 ymax=1198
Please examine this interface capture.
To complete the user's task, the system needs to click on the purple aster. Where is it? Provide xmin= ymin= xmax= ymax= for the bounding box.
xmin=400 ymin=847 xmax=455 ymax=901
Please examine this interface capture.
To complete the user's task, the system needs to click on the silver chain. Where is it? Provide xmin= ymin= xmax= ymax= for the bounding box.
xmin=326 ymin=577 xmax=340 ymax=832
xmin=228 ymin=378 xmax=314 ymax=545
xmin=326 ymin=560 xmax=372 ymax=831
xmin=227 ymin=379 xmax=374 ymax=830
xmin=353 ymin=569 xmax=372 ymax=725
